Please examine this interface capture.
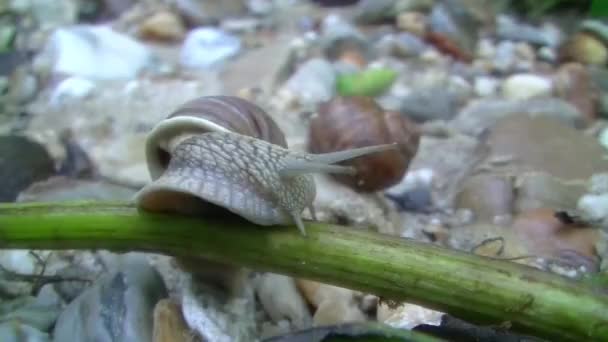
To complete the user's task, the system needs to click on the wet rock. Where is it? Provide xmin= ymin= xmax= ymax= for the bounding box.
xmin=180 ymin=27 xmax=241 ymax=69
xmin=247 ymin=0 xmax=274 ymax=16
xmin=377 ymin=302 xmax=443 ymax=330
xmin=427 ymin=0 xmax=480 ymax=62
xmin=452 ymin=97 xmax=585 ymax=137
xmin=221 ymin=34 xmax=293 ymax=95
xmin=254 ymin=274 xmax=311 ymax=330
xmin=397 ymin=11 xmax=427 ymax=36
xmin=448 ymin=223 xmax=528 ymax=260
xmin=321 ymin=14 xmax=369 ymax=63
xmin=559 ymin=32 xmax=608 ymax=66
xmin=512 ymin=208 xmax=600 ymax=271
xmin=139 ymin=11 xmax=185 ymax=42
xmin=385 ymin=186 xmax=433 ymax=212
xmin=17 ymin=177 xmax=137 ymax=202
xmin=473 ymin=76 xmax=499 ymax=97
xmin=455 ymin=173 xmax=514 ymax=224
xmin=0 ymin=250 xmax=50 ymax=297
xmin=578 ymin=193 xmax=608 ymax=225
xmin=0 ymin=321 xmax=50 ymax=342
xmin=279 ymin=58 xmax=336 ymax=108
xmin=296 ymin=279 xmax=366 ymax=326
xmin=152 ymin=299 xmax=193 ymax=342
xmin=53 ymin=254 xmax=167 ymax=342
xmin=381 ymin=32 xmax=429 ymax=58
xmin=37 ymin=25 xmax=154 ymax=80
xmin=18 ymin=0 xmax=78 ymax=30
xmin=483 ymin=115 xmax=608 ymax=181
xmin=313 ymin=173 xmax=399 ymax=235
xmin=175 ymin=0 xmax=246 ymax=26
xmin=496 ymin=15 xmax=562 ymax=47
xmin=7 ymin=67 xmax=38 ymax=105
xmin=49 ymin=76 xmax=95 ymax=108
xmin=491 ymin=40 xmax=516 ymax=73
xmin=514 ymin=172 xmax=587 ymax=214
xmin=180 ymin=268 xmax=256 ymax=342
xmin=0 ymin=296 xmax=61 ymax=332
xmin=354 ymin=0 xmax=433 ymax=24
xmin=501 ymin=74 xmax=553 ymax=101
xmin=553 ymin=63 xmax=600 ymax=123
xmin=406 ymin=134 xmax=483 ymax=212
xmin=398 ymin=86 xmax=462 ymax=122
xmin=0 ymin=135 xmax=55 ymax=202
xmin=52 ymin=264 xmax=96 ymax=303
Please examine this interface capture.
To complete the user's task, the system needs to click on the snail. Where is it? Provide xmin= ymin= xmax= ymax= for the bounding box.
xmin=308 ymin=96 xmax=420 ymax=192
xmin=134 ymin=95 xmax=396 ymax=236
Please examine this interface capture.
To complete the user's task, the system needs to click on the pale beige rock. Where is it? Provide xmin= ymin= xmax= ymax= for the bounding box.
xmin=254 ymin=274 xmax=312 ymax=329
xmin=139 ymin=11 xmax=186 ymax=42
xmin=153 ymin=299 xmax=196 ymax=342
xmin=377 ymin=302 xmax=443 ymax=330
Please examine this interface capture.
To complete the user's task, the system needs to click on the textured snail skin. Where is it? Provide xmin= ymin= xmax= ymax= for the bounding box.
xmin=135 ymin=131 xmax=396 ymax=235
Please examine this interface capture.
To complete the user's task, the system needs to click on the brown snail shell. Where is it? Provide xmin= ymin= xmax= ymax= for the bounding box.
xmin=308 ymin=96 xmax=420 ymax=192
xmin=148 ymin=95 xmax=288 ymax=180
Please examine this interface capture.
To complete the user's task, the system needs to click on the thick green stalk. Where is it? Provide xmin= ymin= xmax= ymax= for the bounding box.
xmin=0 ymin=201 xmax=606 ymax=341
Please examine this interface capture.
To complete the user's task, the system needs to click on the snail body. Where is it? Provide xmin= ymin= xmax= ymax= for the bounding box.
xmin=135 ymin=96 xmax=395 ymax=235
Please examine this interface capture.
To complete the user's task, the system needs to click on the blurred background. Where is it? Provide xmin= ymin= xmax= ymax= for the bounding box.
xmin=1 ymin=0 xmax=608 ymax=341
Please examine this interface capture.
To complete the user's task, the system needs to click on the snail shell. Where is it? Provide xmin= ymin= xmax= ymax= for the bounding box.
xmin=146 ymin=95 xmax=288 ymax=180
xmin=308 ymin=96 xmax=420 ymax=192
xmin=134 ymin=95 xmax=397 ymax=235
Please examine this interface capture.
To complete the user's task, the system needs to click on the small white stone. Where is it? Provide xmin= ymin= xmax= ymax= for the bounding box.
xmin=180 ymin=27 xmax=241 ymax=69
xmin=40 ymin=25 xmax=153 ymax=80
xmin=50 ymin=76 xmax=95 ymax=107
xmin=474 ymin=76 xmax=499 ymax=97
xmin=501 ymin=74 xmax=553 ymax=100
xmin=578 ymin=193 xmax=608 ymax=222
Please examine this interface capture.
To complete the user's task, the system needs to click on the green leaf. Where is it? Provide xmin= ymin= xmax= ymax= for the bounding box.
xmin=336 ymin=68 xmax=397 ymax=97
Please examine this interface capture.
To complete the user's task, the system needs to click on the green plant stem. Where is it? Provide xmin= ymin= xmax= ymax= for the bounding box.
xmin=0 ymin=201 xmax=607 ymax=341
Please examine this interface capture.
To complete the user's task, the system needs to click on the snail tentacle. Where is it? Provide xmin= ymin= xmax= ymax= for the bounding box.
xmin=279 ymin=143 xmax=397 ymax=177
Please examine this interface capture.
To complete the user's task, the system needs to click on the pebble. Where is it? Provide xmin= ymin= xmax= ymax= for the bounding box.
xmin=180 ymin=270 xmax=257 ymax=342
xmin=473 ymin=76 xmax=499 ymax=97
xmin=0 ymin=296 xmax=61 ymax=332
xmin=559 ymin=32 xmax=608 ymax=66
xmin=397 ymin=11 xmax=427 ymax=36
xmin=0 ymin=134 xmax=57 ymax=202
xmin=0 ymin=321 xmax=50 ymax=342
xmin=296 ymin=279 xmax=366 ymax=326
xmin=175 ymin=0 xmax=246 ymax=26
xmin=501 ymin=74 xmax=553 ymax=100
xmin=138 ymin=11 xmax=185 ymax=42
xmin=578 ymin=194 xmax=608 ymax=223
xmin=514 ymin=171 xmax=587 ymax=214
xmin=280 ymin=58 xmax=336 ymax=107
xmin=37 ymin=25 xmax=154 ymax=80
xmin=152 ymin=299 xmax=193 ymax=342
xmin=496 ymin=15 xmax=562 ymax=47
xmin=484 ymin=115 xmax=608 ymax=181
xmin=452 ymin=97 xmax=585 ymax=136
xmin=49 ymin=77 xmax=96 ymax=108
xmin=377 ymin=302 xmax=443 ymax=330
xmin=553 ymin=62 xmax=600 ymax=123
xmin=180 ymin=27 xmax=241 ymax=69
xmin=52 ymin=254 xmax=167 ymax=342
xmin=254 ymin=274 xmax=311 ymax=329
xmin=398 ymin=86 xmax=461 ymax=122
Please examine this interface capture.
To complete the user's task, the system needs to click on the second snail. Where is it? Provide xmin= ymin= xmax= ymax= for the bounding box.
xmin=133 ymin=95 xmax=399 ymax=236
